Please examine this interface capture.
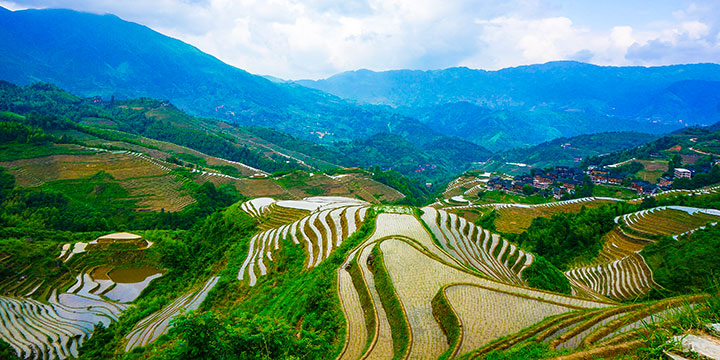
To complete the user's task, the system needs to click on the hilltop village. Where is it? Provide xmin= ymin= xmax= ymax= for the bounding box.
xmin=486 ymin=160 xmax=718 ymax=200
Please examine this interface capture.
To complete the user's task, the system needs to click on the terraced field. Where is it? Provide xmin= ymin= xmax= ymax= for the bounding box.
xmin=121 ymin=174 xmax=195 ymax=212
xmin=565 ymin=253 xmax=658 ymax=300
xmin=0 ymin=151 xmax=172 ymax=186
xmin=0 ymin=230 xmax=167 ymax=359
xmin=564 ymin=206 xmax=720 ymax=301
xmin=0 ymin=271 xmax=131 ymax=360
xmin=590 ymin=228 xmax=652 ymax=264
xmin=633 ymin=184 xmax=720 ymax=203
xmin=464 ymin=295 xmax=707 ymax=359
xmin=442 ymin=175 xmax=490 ymax=199
xmin=124 ymin=276 xmax=219 ymax=351
xmin=0 ymin=149 xmax=202 ymax=212
xmin=331 ymin=204 xmax=719 ymax=359
xmin=238 ymin=197 xmax=370 ymax=286
xmin=331 ymin=173 xmax=405 ymax=203
xmin=240 ymin=197 xmax=277 ymax=218
xmin=617 ymin=206 xmax=720 ymax=237
xmin=335 ymin=212 xmax=612 ymax=360
xmin=234 ymin=178 xmax=289 ymax=198
xmin=442 ymin=197 xmax=620 ymax=233
xmin=421 ymin=207 xmax=533 ymax=285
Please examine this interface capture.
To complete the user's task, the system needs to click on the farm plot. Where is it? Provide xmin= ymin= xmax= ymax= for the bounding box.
xmin=336 ymin=213 xmax=457 ymax=360
xmin=191 ymin=170 xmax=240 ymax=187
xmin=336 ymin=247 xmax=368 ymax=360
xmin=342 ymin=174 xmax=405 ymax=203
xmin=442 ymin=175 xmax=489 ymax=198
xmin=618 ymin=206 xmax=720 ymax=237
xmin=280 ymin=173 xmax=357 ymax=199
xmin=257 ymin=203 xmax=310 ymax=231
xmin=492 ymin=197 xmax=619 ymax=233
xmin=0 ymin=271 xmax=131 ymax=360
xmin=337 ymin=213 xmax=611 ymax=360
xmin=0 ymin=152 xmax=172 ymax=187
xmin=421 ymin=207 xmax=533 ymax=285
xmin=275 ymin=196 xmax=369 ymax=212
xmin=445 ymin=284 xmax=576 ymax=356
xmin=124 ymin=276 xmax=219 ymax=351
xmin=204 ymin=156 xmax=264 ymax=177
xmin=591 ymin=228 xmax=653 ymax=265
xmin=239 ymin=197 xmax=276 ymax=217
xmin=330 ymin=173 xmax=405 ymax=203
xmin=463 ymin=295 xmax=706 ymax=359
xmin=119 ymin=174 xmax=195 ymax=212
xmin=0 ymin=295 xmax=106 ymax=360
xmin=570 ymin=296 xmax=706 ymax=352
xmin=234 ymin=178 xmax=288 ymax=198
xmin=378 ymin=238 xmax=611 ymax=358
xmin=238 ymin=204 xmax=369 ymax=286
xmin=565 ymin=253 xmax=658 ymax=300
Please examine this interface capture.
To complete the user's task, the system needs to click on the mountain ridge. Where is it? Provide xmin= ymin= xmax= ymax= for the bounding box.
xmin=0 ymin=6 xmax=443 ymax=147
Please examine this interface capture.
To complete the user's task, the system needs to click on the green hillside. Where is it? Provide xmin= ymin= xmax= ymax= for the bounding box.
xmin=0 ymin=7 xmax=444 ymax=148
xmin=483 ymin=131 xmax=660 ymax=172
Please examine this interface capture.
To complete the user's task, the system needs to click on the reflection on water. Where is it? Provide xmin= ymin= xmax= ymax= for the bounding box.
xmin=101 ymin=266 xmax=165 ymax=303
xmin=108 ymin=266 xmax=163 ymax=283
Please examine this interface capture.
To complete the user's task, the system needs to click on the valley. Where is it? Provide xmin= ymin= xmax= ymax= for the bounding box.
xmin=1 ymin=4 xmax=720 ymax=360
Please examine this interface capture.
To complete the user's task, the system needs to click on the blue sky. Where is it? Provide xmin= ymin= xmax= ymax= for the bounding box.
xmin=1 ymin=0 xmax=718 ymax=79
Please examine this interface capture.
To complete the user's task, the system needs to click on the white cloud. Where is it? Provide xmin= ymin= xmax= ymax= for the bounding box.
xmin=2 ymin=0 xmax=720 ymax=78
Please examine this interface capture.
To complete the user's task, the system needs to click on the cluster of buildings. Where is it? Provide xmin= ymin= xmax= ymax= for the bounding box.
xmin=486 ymin=165 xmax=699 ymax=198
xmin=487 ymin=166 xmax=587 ymax=199
xmin=628 ymin=168 xmax=693 ymax=195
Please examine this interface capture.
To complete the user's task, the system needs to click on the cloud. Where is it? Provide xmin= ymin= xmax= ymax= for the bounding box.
xmin=570 ymin=49 xmax=594 ymax=62
xmin=1 ymin=0 xmax=719 ymax=79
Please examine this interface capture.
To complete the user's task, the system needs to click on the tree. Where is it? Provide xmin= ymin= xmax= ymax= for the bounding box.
xmin=640 ymin=196 xmax=657 ymax=210
xmin=169 ymin=311 xmax=228 ymax=360
xmin=573 ymin=175 xmax=594 ymax=198
xmin=475 ymin=210 xmax=499 ymax=232
xmin=522 ymin=184 xmax=535 ymax=196
xmin=0 ymin=167 xmax=15 ymax=200
xmin=665 ymin=153 xmax=683 ymax=177
xmin=0 ymin=338 xmax=19 ymax=360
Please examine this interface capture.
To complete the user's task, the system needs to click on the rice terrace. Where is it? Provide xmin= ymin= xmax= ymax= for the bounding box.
xmin=2 ymin=2 xmax=720 ymax=360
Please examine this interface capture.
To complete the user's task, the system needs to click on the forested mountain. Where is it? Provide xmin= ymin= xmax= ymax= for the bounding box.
xmin=0 ymin=80 xmax=489 ymax=183
xmin=396 ymin=102 xmax=657 ymax=150
xmin=299 ymin=62 xmax=720 ymax=149
xmin=0 ymin=6 xmax=437 ymax=146
xmin=583 ymin=122 xmax=720 ymax=168
xmin=4 ymin=6 xmax=720 ymax=154
xmin=484 ymin=131 xmax=660 ymax=171
xmin=298 ymin=62 xmax=720 ymax=119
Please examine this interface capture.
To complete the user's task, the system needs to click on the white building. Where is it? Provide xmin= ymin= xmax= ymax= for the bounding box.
xmin=674 ymin=168 xmax=692 ymax=178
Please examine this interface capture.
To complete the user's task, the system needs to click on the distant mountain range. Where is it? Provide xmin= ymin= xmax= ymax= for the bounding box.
xmin=299 ymin=63 xmax=720 ymax=149
xmin=1 ymin=6 xmax=718 ymax=156
xmin=297 ymin=62 xmax=720 ymax=120
xmin=0 ymin=6 xmax=443 ymax=147
xmin=482 ymin=131 xmax=661 ymax=173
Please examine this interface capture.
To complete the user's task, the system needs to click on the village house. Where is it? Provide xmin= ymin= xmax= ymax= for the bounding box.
xmin=589 ymin=169 xmax=609 ymax=184
xmin=553 ymin=187 xmax=567 ymax=199
xmin=559 ymin=179 xmax=581 ymax=191
xmin=631 ymin=180 xmax=657 ymax=195
xmin=674 ymin=168 xmax=692 ymax=178
xmin=658 ymin=176 xmax=674 ymax=190
xmin=607 ymin=173 xmax=626 ymax=186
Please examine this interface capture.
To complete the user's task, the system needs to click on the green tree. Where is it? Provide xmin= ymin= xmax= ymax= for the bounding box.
xmin=475 ymin=210 xmax=499 ymax=232
xmin=573 ymin=175 xmax=594 ymax=198
xmin=0 ymin=167 xmax=14 ymax=200
xmin=0 ymin=338 xmax=20 ymax=360
xmin=522 ymin=184 xmax=535 ymax=196
xmin=169 ymin=311 xmax=228 ymax=360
